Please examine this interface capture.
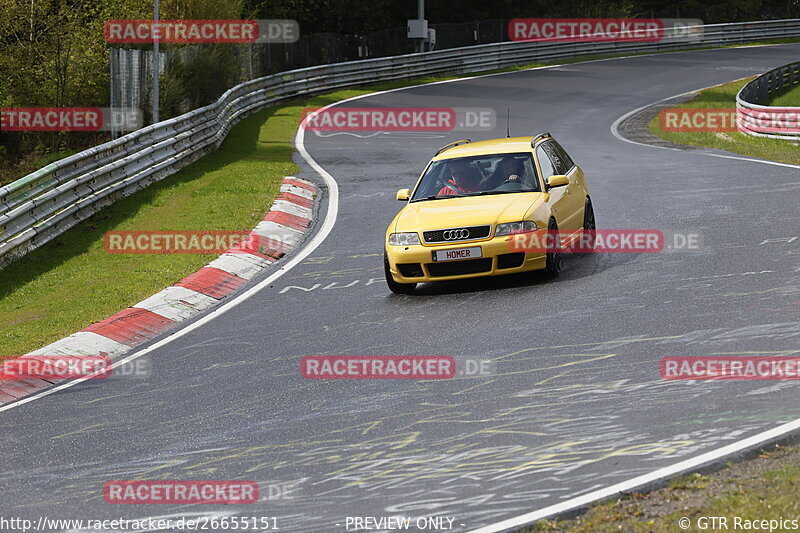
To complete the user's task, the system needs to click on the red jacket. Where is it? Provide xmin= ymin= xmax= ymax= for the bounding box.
xmin=437 ymin=178 xmax=479 ymax=196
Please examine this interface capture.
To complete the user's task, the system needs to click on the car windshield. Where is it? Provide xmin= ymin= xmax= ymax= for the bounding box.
xmin=410 ymin=152 xmax=539 ymax=201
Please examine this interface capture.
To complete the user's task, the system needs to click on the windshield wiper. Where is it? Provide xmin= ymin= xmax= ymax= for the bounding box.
xmin=411 ymin=194 xmax=466 ymax=202
xmin=467 ymin=190 xmax=522 ymax=196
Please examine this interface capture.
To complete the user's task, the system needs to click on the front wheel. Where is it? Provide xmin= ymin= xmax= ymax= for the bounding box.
xmin=384 ymin=252 xmax=416 ymax=294
xmin=582 ymin=197 xmax=596 ymax=250
xmin=545 ymin=219 xmax=562 ymax=277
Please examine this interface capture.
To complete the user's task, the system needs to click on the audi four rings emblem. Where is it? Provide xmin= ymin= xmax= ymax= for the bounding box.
xmin=443 ymin=229 xmax=470 ymax=240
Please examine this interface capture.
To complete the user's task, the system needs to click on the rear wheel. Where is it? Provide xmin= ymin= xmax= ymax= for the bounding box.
xmin=545 ymin=218 xmax=562 ymax=277
xmin=384 ymin=252 xmax=416 ymax=294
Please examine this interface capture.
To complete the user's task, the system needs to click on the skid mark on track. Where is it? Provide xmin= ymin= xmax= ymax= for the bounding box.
xmin=3 ymin=338 xmax=791 ymax=527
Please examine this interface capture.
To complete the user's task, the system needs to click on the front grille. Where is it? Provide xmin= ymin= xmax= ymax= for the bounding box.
xmin=426 ymin=258 xmax=492 ymax=277
xmin=423 ymin=225 xmax=491 ymax=243
xmin=397 ymin=263 xmax=423 ymax=277
xmin=497 ymin=252 xmax=525 ymax=269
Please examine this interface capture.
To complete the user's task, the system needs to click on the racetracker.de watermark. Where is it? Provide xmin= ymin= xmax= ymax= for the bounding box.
xmin=662 ymin=357 xmax=800 ymax=380
xmin=0 ymin=355 xmax=151 ymax=381
xmin=1 ymin=108 xmax=142 ymax=132
xmin=508 ymin=18 xmax=703 ymax=43
xmin=300 ymin=107 xmax=495 ymax=132
xmin=509 ymin=229 xmax=661 ymax=253
xmin=507 ymin=229 xmax=702 ymax=254
xmin=509 ymin=18 xmax=662 ymax=42
xmin=660 ymin=107 xmax=800 ymax=133
xmin=104 ymin=480 xmax=259 ymax=504
xmin=103 ymin=231 xmax=285 ymax=255
xmin=0 ymin=355 xmax=112 ymax=380
xmin=103 ymin=19 xmax=299 ymax=43
xmin=301 ymin=356 xmax=456 ymax=379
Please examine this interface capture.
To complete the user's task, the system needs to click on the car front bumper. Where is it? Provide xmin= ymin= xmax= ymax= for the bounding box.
xmin=386 ymin=236 xmax=547 ymax=283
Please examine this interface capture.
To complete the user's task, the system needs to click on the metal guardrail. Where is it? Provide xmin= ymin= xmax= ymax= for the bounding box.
xmin=2 ymin=18 xmax=800 ymax=268
xmin=737 ymin=61 xmax=800 ymax=139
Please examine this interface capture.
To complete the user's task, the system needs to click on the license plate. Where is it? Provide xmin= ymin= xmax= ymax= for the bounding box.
xmin=432 ymin=247 xmax=482 ymax=262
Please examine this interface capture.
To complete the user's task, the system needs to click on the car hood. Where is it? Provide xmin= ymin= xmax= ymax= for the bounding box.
xmin=395 ymin=193 xmax=544 ymax=231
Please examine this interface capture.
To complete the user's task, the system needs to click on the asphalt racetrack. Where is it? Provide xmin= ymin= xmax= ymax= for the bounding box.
xmin=2 ymin=44 xmax=800 ymax=533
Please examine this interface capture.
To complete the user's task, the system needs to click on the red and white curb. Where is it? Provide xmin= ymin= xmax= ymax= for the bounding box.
xmin=0 ymin=176 xmax=318 ymax=406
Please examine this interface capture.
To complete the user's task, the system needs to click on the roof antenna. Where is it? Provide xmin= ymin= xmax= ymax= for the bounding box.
xmin=506 ymin=108 xmax=510 ymax=138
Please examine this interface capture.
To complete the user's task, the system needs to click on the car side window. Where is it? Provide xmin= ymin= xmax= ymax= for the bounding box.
xmin=540 ymin=141 xmax=567 ymax=176
xmin=535 ymin=144 xmax=556 ymax=184
xmin=550 ymin=140 xmax=575 ymax=174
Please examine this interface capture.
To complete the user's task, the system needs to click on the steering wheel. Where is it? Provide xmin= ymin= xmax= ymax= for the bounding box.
xmin=494 ymin=181 xmax=521 ymax=191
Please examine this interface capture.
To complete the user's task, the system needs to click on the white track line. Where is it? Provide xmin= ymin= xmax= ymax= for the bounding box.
xmin=464 ymin=69 xmax=800 ymax=533
xmin=0 ymin=110 xmax=341 ymax=414
xmin=4 ymin=41 xmax=799 ymax=533
xmin=467 ymin=418 xmax=800 ymax=533
xmin=1 ymin=70 xmax=524 ymax=415
xmin=610 ymin=86 xmax=800 ymax=170
xmin=0 ymin=50 xmax=575 ymax=416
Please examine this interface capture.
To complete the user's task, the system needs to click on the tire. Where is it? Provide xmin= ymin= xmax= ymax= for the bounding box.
xmin=545 ymin=218 xmax=562 ymax=277
xmin=582 ymin=197 xmax=596 ymax=251
xmin=384 ymin=252 xmax=417 ymax=294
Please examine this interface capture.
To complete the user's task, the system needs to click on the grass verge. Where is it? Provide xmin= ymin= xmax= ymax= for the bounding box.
xmin=1 ymin=35 xmax=796 ymax=187
xmin=0 ymin=60 xmax=569 ymax=357
xmin=767 ymin=84 xmax=800 ymax=107
xmin=0 ymin=149 xmax=78 ymax=188
xmin=648 ymin=77 xmax=800 ymax=165
xmin=0 ymin=105 xmax=298 ymax=356
xmin=0 ymin=76 xmax=520 ymax=357
xmin=523 ymin=443 xmax=800 ymax=532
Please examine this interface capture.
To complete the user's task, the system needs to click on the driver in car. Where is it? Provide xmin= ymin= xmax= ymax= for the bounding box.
xmin=437 ymin=162 xmax=482 ymax=196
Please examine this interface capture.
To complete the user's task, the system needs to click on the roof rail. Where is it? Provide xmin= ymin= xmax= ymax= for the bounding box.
xmin=435 ymin=139 xmax=471 ymax=156
xmin=530 ymin=131 xmax=552 ymax=147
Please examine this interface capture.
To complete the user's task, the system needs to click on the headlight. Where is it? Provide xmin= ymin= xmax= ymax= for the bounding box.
xmin=388 ymin=232 xmax=421 ymax=246
xmin=495 ymin=221 xmax=537 ymax=236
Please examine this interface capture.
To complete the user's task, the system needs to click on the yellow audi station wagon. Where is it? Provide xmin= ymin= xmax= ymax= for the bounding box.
xmin=384 ymin=133 xmax=594 ymax=294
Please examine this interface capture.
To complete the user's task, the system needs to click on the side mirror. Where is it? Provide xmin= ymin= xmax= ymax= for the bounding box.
xmin=396 ymin=188 xmax=410 ymax=201
xmin=546 ymin=175 xmax=569 ymax=188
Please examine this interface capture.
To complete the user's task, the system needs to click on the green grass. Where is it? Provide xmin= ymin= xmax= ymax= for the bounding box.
xmin=649 ymin=77 xmax=800 ymax=165
xmin=0 ymin=105 xmax=299 ymax=356
xmin=525 ymin=446 xmax=800 ymax=532
xmin=0 ymin=60 xmax=572 ymax=357
xmin=0 ymin=149 xmax=79 ymax=187
xmin=0 ymin=78 xmax=496 ymax=357
xmin=2 ymin=67 xmax=534 ymax=357
xmin=30 ymin=150 xmax=78 ymax=171
xmin=2 ymin=38 xmax=799 ymax=357
xmin=767 ymin=84 xmax=800 ymax=107
xmin=529 ymin=51 xmax=800 ymax=533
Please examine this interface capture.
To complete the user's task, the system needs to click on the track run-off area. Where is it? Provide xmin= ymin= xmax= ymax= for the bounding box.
xmin=2 ymin=44 xmax=800 ymax=533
